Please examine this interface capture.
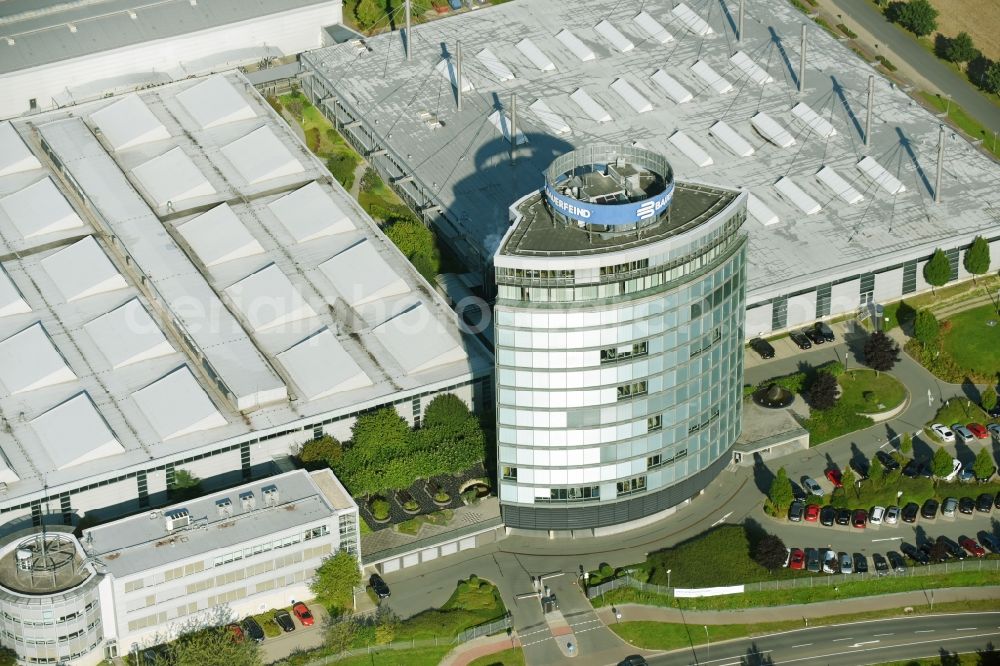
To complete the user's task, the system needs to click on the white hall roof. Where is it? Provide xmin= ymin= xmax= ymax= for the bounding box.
xmin=268 ymin=181 xmax=356 ymax=243
xmin=277 ymin=328 xmax=372 ymax=401
xmin=0 ymin=177 xmax=84 ymax=240
xmin=83 ymin=298 xmax=174 ymax=369
xmin=89 ymin=94 xmax=170 ymax=151
xmin=175 ymin=75 xmax=257 ymax=130
xmin=132 ymin=366 xmax=227 ymax=441
xmin=0 ymin=323 xmax=77 ymax=395
xmin=30 ymin=392 xmax=123 ymax=471
xmin=0 ymin=123 xmax=41 ymax=177
xmin=318 ymin=240 xmax=410 ymax=308
xmin=373 ymin=303 xmax=468 ymax=375
xmin=224 ymin=263 xmax=318 ymax=332
xmin=39 ymin=236 xmax=129 ymax=302
xmin=176 ymin=203 xmax=265 ymax=267
xmin=131 ymin=146 xmax=217 ymax=207
xmin=0 ymin=266 xmax=30 ymax=318
xmin=221 ymin=125 xmax=305 ymax=185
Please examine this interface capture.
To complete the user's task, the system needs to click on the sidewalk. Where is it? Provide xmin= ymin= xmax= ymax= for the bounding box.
xmin=593 ymin=585 xmax=1000 ymax=627
xmin=438 ymin=633 xmax=521 ymax=666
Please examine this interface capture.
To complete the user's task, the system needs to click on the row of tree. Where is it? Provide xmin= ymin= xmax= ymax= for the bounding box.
xmin=299 ymin=394 xmax=486 ymax=497
xmin=923 ymin=237 xmax=991 ymax=292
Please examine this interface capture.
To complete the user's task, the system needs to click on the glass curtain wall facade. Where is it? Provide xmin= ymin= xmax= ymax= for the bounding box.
xmin=494 ymin=180 xmax=748 ymax=531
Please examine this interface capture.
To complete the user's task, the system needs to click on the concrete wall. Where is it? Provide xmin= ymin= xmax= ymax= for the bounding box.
xmin=785 ymin=292 xmax=817 ymax=327
xmin=745 ymin=302 xmax=772 ymax=337
xmin=372 ymin=525 xmax=503 ymax=574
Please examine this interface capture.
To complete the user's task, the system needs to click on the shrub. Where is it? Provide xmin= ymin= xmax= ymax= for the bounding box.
xmin=599 ymin=563 xmax=614 ymax=578
xmin=304 ymin=127 xmax=321 ymax=153
xmin=403 ymin=499 xmax=419 ymax=512
xmin=385 ymin=219 xmax=441 ymax=282
xmin=753 ymin=533 xmax=788 ymax=571
xmin=327 ymin=153 xmax=359 ymax=190
xmin=837 ymin=23 xmax=857 ymax=39
xmin=360 ymin=167 xmax=382 ymax=193
xmin=932 ymin=445 xmax=953 ymax=477
xmin=266 ymin=96 xmax=283 ymax=114
xmin=876 ymin=55 xmax=897 ymax=72
xmin=434 ymin=490 xmax=450 ymax=503
xmin=461 ymin=488 xmax=479 ymax=504
xmin=808 ymin=372 xmax=839 ymax=410
xmin=371 ymin=498 xmax=390 ymax=520
xmin=944 ymin=32 xmax=979 ymax=64
xmin=914 ymin=309 xmax=940 ymax=345
xmin=982 ymin=389 xmax=998 ymax=413
xmin=885 ymin=0 xmax=938 ymax=37
xmin=298 ymin=435 xmax=342 ymax=470
xmin=285 ymin=95 xmax=305 ymax=119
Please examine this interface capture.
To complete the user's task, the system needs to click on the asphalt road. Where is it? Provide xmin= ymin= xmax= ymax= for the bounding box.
xmin=647 ymin=612 xmax=1000 ymax=666
xmin=830 ymin=0 xmax=1000 ymax=135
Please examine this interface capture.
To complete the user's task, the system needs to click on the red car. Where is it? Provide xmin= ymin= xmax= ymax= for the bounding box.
xmin=852 ymin=509 xmax=867 ymax=528
xmin=292 ymin=602 xmax=314 ymax=627
xmin=804 ymin=504 xmax=820 ymax=522
xmin=960 ymin=537 xmax=986 ymax=557
xmin=966 ymin=423 xmax=989 ymax=439
xmin=825 ymin=469 xmax=843 ymax=488
xmin=789 ymin=548 xmax=805 ymax=570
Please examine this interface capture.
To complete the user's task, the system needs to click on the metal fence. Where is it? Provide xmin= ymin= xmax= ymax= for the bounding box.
xmin=453 ymin=613 xmax=513 ymax=644
xmin=587 ymin=558 xmax=1000 ymax=599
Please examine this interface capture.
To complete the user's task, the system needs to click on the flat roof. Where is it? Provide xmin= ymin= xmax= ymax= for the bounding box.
xmin=83 ymin=468 xmax=355 ymax=579
xmin=0 ymin=71 xmax=490 ymax=506
xmin=0 ymin=0 xmax=340 ymax=76
xmin=305 ymin=0 xmax=1000 ymax=299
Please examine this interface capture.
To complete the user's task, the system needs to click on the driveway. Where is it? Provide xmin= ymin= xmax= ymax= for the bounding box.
xmin=260 ymin=605 xmax=328 ymax=664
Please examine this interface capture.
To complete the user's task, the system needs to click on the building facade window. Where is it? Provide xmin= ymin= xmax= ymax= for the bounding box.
xmin=647 ymin=415 xmax=662 ymax=432
xmin=536 ymin=486 xmax=600 ymax=502
xmin=616 ymin=381 xmax=647 ymax=401
xmin=647 ymin=454 xmax=664 ymax=469
xmin=815 ymin=284 xmax=832 ymax=317
xmin=501 ymin=466 xmax=518 ymax=480
xmin=600 ymin=341 xmax=648 ymax=363
xmin=902 ymin=261 xmax=917 ymax=294
xmin=770 ymin=296 xmax=787 ymax=330
xmin=859 ymin=273 xmax=875 ymax=304
xmin=616 ymin=475 xmax=647 ymax=497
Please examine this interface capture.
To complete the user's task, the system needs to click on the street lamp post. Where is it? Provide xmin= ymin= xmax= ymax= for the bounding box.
xmin=667 ymin=569 xmax=672 ymax=591
xmin=704 ymin=625 xmax=710 ymax=660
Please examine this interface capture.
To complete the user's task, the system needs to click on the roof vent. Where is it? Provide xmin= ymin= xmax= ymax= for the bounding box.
xmin=4 ymin=38 xmax=14 ymax=46
xmin=240 ymin=491 xmax=256 ymax=511
xmin=127 ymin=10 xmax=137 ymax=19
xmin=216 ymin=498 xmax=233 ymax=518
xmin=164 ymin=508 xmax=190 ymax=531
xmin=262 ymin=485 xmax=279 ymax=507
xmin=67 ymin=23 xmax=77 ymax=33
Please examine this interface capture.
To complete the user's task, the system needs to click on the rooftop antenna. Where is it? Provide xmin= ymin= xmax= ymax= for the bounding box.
xmin=865 ymin=74 xmax=875 ymax=149
xmin=798 ymin=24 xmax=807 ymax=93
xmin=456 ymin=41 xmax=463 ymax=111
xmin=934 ymin=124 xmax=945 ymax=203
xmin=510 ymin=93 xmax=517 ymax=163
xmin=405 ymin=0 xmax=412 ymax=62
xmin=738 ymin=0 xmax=745 ymax=43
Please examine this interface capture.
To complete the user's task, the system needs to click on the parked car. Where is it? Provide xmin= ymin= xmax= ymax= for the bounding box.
xmin=937 ymin=536 xmax=966 ymax=560
xmin=920 ymin=499 xmax=938 ymax=519
xmin=789 ymin=548 xmax=806 ymax=570
xmin=618 ymin=657 xmax=649 ymax=666
xmin=902 ymin=458 xmax=921 ymax=478
xmin=749 ymin=337 xmax=775 ymax=359
xmin=931 ymin=423 xmax=955 ymax=442
xmin=884 ymin=505 xmax=900 ymax=524
xmin=804 ymin=503 xmax=820 ymax=522
xmin=812 ymin=321 xmax=836 ymax=342
xmin=825 ymin=468 xmax=843 ymax=488
xmin=835 ymin=508 xmax=852 ymax=525
xmin=988 ymin=423 xmax=1000 ymax=442
xmin=977 ymin=493 xmax=994 ymax=513
xmin=851 ymin=458 xmax=870 ymax=480
xmin=902 ymin=502 xmax=920 ymax=523
xmin=822 ymin=549 xmax=838 ymax=573
xmin=875 ymin=450 xmax=900 ymax=472
xmin=958 ymin=468 xmax=977 ymax=483
xmin=820 ymin=505 xmax=836 ymax=526
xmin=804 ymin=326 xmax=826 ymax=345
xmin=944 ymin=459 xmax=962 ymax=482
xmin=790 ymin=330 xmax=812 ymax=350
xmin=869 ymin=505 xmax=885 ymax=525
xmin=370 ymin=573 xmax=391 ymax=599
xmin=959 ymin=496 xmax=976 ymax=515
xmin=872 ymin=552 xmax=889 ymax=576
xmin=292 ymin=602 xmax=314 ymax=627
xmin=887 ymin=550 xmax=907 ymax=572
xmin=274 ymin=610 xmax=295 ymax=633
xmin=921 ymin=541 xmax=946 ymax=563
xmin=802 ymin=477 xmax=824 ymax=496
xmin=977 ymin=466 xmax=997 ymax=482
xmin=960 ymin=537 xmax=986 ymax=557
xmin=978 ymin=531 xmax=1000 ymax=554
xmin=853 ymin=552 xmax=869 ymax=574
xmin=952 ymin=424 xmax=976 ymax=445
xmin=942 ymin=496 xmax=959 ymax=517
xmin=241 ymin=618 xmax=265 ymax=643
xmin=967 ymin=423 xmax=989 ymax=439
xmin=788 ymin=500 xmax=805 ymax=522
xmin=838 ymin=552 xmax=853 ymax=574
xmin=805 ymin=548 xmax=821 ymax=573
xmin=900 ymin=542 xmax=929 ymax=565
xmin=996 ymin=492 xmax=1000 ymax=510
xmin=852 ymin=509 xmax=868 ymax=528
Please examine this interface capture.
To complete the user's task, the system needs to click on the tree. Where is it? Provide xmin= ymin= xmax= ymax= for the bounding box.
xmin=424 ymin=394 xmax=472 ymax=429
xmin=887 ymin=0 xmax=938 ymax=36
xmin=160 ymin=627 xmax=261 ymax=666
xmin=900 ymin=432 xmax=913 ymax=455
xmin=168 ymin=469 xmax=202 ymax=501
xmin=923 ymin=249 xmax=951 ymax=292
xmin=982 ymin=388 xmax=998 ymax=413
xmin=932 ymin=445 xmax=953 ymax=477
xmin=0 ymin=648 xmax=14 ymax=666
xmin=807 ymin=372 xmax=839 ymax=410
xmin=869 ymin=455 xmax=885 ymax=487
xmin=863 ymin=331 xmax=901 ymax=374
xmin=913 ymin=309 xmax=940 ymax=345
xmin=298 ymin=435 xmax=343 ymax=470
xmin=385 ymin=219 xmax=440 ymax=282
xmin=310 ymin=549 xmax=362 ymax=611
xmin=373 ymin=607 xmax=400 ymax=645
xmin=325 ymin=616 xmax=359 ymax=655
xmin=973 ymin=446 xmax=996 ymax=481
xmin=830 ymin=486 xmax=849 ymax=508
xmin=841 ymin=467 xmax=857 ymax=497
xmin=984 ymin=60 xmax=1000 ymax=95
xmin=753 ymin=533 xmax=788 ymax=571
xmin=767 ymin=467 xmax=794 ymax=514
xmin=354 ymin=0 xmax=384 ymax=30
xmin=964 ymin=236 xmax=991 ymax=283
xmin=944 ymin=32 xmax=979 ymax=63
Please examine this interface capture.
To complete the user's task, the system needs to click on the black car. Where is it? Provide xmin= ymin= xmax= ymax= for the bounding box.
xmin=749 ymin=337 xmax=775 ymax=359
xmin=902 ymin=458 xmax=921 ymax=478
xmin=901 ymin=542 xmax=929 ymax=565
xmin=369 ymin=573 xmax=391 ymax=600
xmin=887 ymin=550 xmax=907 ymax=573
xmin=788 ymin=500 xmax=805 ymax=522
xmin=820 ymin=505 xmax=836 ymax=526
xmin=790 ymin=482 xmax=807 ymax=502
xmin=959 ymin=497 xmax=976 ymax=515
xmin=853 ymin=552 xmax=869 ymax=574
xmin=850 ymin=458 xmax=870 ymax=481
xmin=996 ymin=492 xmax=1000 ymax=510
xmin=875 ymin=450 xmax=900 ymax=472
xmin=241 ymin=617 xmax=265 ymax=643
xmin=977 ymin=493 xmax=994 ymax=513
xmin=790 ymin=330 xmax=812 ymax=350
xmin=835 ymin=508 xmax=852 ymax=525
xmin=804 ymin=326 xmax=826 ymax=345
xmin=872 ymin=553 xmax=889 ymax=575
xmin=921 ymin=541 xmax=947 ymax=563
xmin=979 ymin=531 xmax=1000 ymax=554
xmin=938 ymin=536 xmax=966 ymax=560
xmin=618 ymin=656 xmax=649 ymax=666
xmin=921 ymin=498 xmax=939 ymax=519
xmin=812 ymin=321 xmax=836 ymax=343
xmin=901 ymin=502 xmax=920 ymax=523
xmin=274 ymin=610 xmax=295 ymax=633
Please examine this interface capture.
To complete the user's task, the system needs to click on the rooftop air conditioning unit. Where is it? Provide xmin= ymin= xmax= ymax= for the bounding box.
xmin=240 ymin=491 xmax=256 ymax=511
xmin=261 ymin=486 xmax=279 ymax=507
xmin=164 ymin=509 xmax=190 ymax=531
xmin=216 ymin=498 xmax=233 ymax=518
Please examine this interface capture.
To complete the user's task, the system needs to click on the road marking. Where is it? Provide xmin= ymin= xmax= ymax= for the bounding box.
xmin=871 ymin=537 xmax=902 ymax=542
xmin=956 ymin=627 xmax=976 ymax=631
xmin=848 ymin=640 xmax=880 ymax=647
xmin=831 ymin=637 xmax=853 ymax=641
xmin=873 ymin=633 xmax=894 ymax=636
xmin=712 ymin=511 xmax=734 ymax=526
xmin=914 ymin=629 xmax=935 ymax=633
xmin=791 ymin=643 xmax=812 ymax=648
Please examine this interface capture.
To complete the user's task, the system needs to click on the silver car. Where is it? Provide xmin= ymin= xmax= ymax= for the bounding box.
xmin=803 ymin=477 xmax=824 ymax=496
xmin=942 ymin=497 xmax=958 ymax=517
xmin=884 ymin=505 xmax=900 ymax=524
xmin=839 ymin=551 xmax=853 ymax=574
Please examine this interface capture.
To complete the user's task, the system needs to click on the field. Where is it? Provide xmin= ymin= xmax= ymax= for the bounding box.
xmin=927 ymin=0 xmax=1000 ymax=61
xmin=837 ymin=369 xmax=907 ymax=414
xmin=941 ymin=303 xmax=1000 ymax=379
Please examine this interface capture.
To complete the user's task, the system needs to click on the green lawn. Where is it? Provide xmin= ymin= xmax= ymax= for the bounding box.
xmin=941 ymin=303 xmax=1000 ymax=380
xmin=593 ymin=570 xmax=1000 ymax=611
xmin=467 ymin=647 xmax=525 ymax=666
xmin=920 ymin=91 xmax=1000 ymax=160
xmin=837 ymin=369 xmax=907 ymax=413
xmin=824 ymin=475 xmax=936 ymax=508
xmin=334 ymin=646 xmax=452 ymax=666
xmin=388 ymin=576 xmax=507 ymax=642
xmin=868 ymin=655 xmax=981 ymax=666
